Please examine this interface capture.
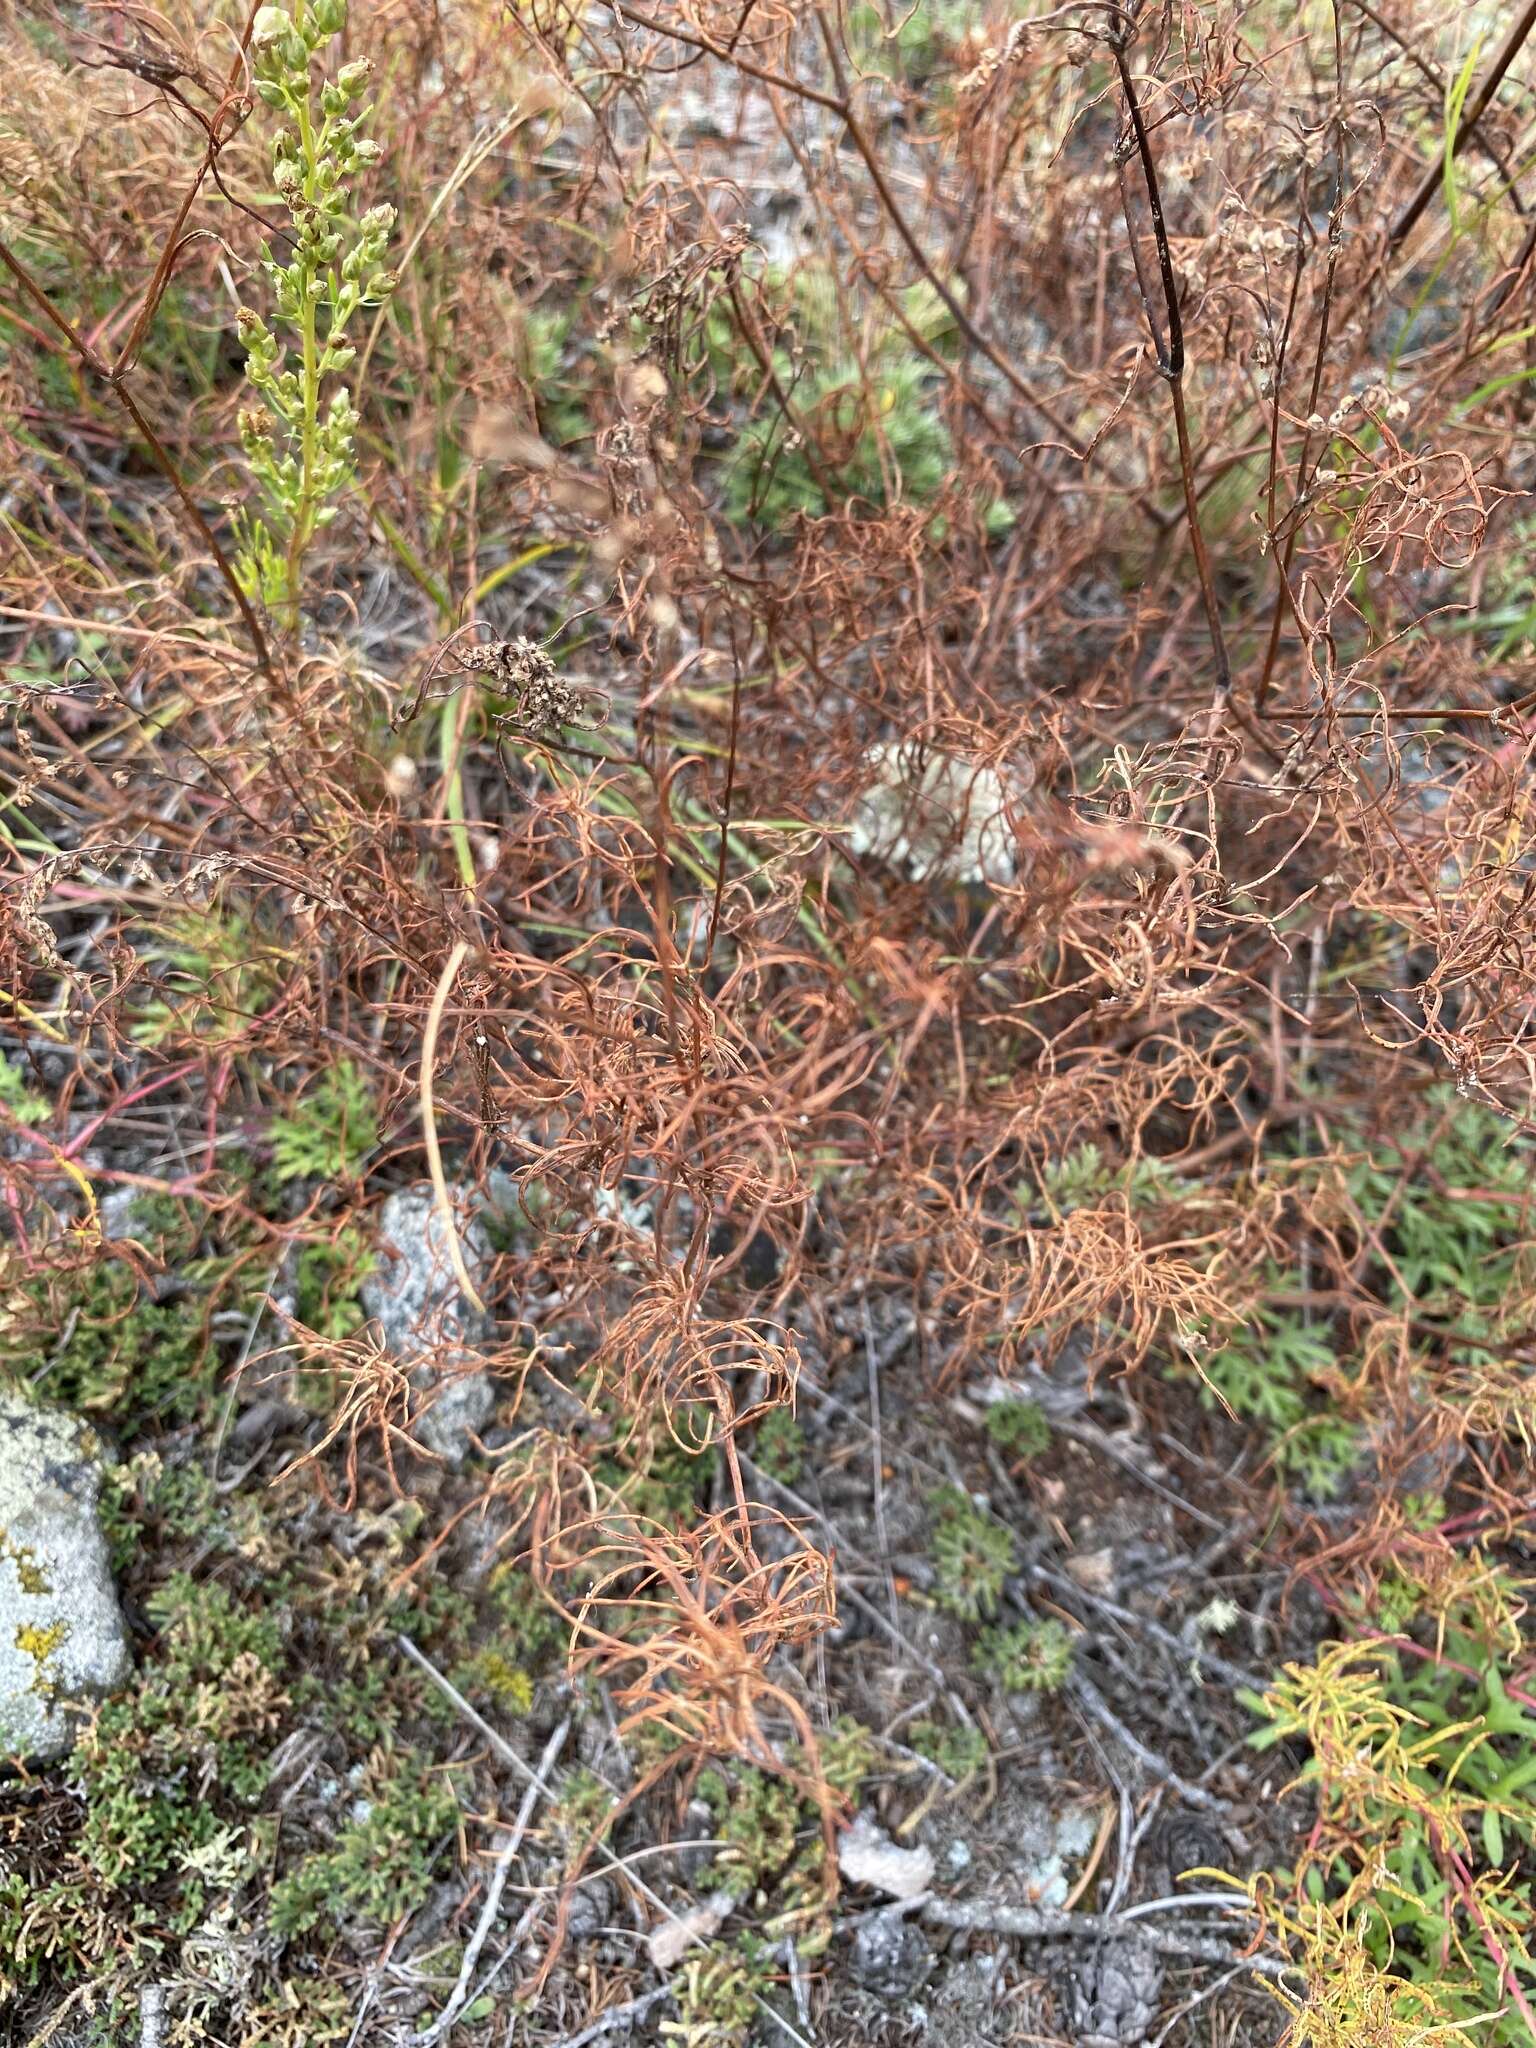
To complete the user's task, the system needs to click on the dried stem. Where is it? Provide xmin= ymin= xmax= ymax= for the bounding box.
xmin=1110 ymin=44 xmax=1230 ymax=693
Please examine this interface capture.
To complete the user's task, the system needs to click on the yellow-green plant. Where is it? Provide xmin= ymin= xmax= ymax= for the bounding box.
xmin=268 ymin=1058 xmax=378 ymax=1184
xmin=1246 ymin=1630 xmax=1536 ymax=2044
xmin=660 ymin=1939 xmax=771 ymax=2048
xmin=236 ymin=1 xmax=396 ymax=625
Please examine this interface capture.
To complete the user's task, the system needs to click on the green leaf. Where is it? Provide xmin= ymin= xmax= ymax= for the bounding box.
xmin=1482 ymin=1806 xmax=1504 ymax=1866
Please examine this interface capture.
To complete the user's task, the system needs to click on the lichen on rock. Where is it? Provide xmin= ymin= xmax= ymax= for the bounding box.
xmin=0 ymin=1386 xmax=132 ymax=1759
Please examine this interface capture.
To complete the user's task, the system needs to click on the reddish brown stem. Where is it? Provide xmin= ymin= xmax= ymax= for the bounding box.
xmin=1440 ymin=1831 xmax=1536 ymax=2037
xmin=1258 ymin=4 xmax=1347 ymax=712
xmin=1111 ymin=44 xmax=1230 ymax=693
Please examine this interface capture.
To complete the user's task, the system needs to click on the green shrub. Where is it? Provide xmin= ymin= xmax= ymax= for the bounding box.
xmin=661 ymin=1937 xmax=771 ymax=2048
xmin=698 ymin=1762 xmax=803 ymax=1890
xmin=1248 ymin=1615 xmax=1536 ymax=2045
xmin=1191 ymin=1093 xmax=1536 ymax=1498
xmin=909 ymin=1717 xmax=989 ymax=1782
xmin=268 ymin=1748 xmax=462 ymax=1938
xmin=1035 ymin=1143 xmax=1195 ymax=1217
xmin=0 ymin=1059 xmax=49 ymax=1126
xmin=294 ymin=1223 xmax=375 ymax=1336
xmin=975 ymin=1616 xmax=1075 ymax=1693
xmin=130 ymin=909 xmax=280 ymax=1048
xmin=65 ymin=1578 xmax=281 ymax=1916
xmin=753 ymin=1406 xmax=806 ymax=1482
xmin=525 ymin=303 xmax=589 ymax=446
xmin=1197 ymin=1293 xmax=1356 ymax=1498
xmin=268 ymin=1059 xmax=378 ymax=1183
xmin=726 ymin=350 xmax=951 ymax=526
xmin=984 ymin=1398 xmax=1051 ymax=1461
xmin=929 ymin=1486 xmax=1016 ymax=1620
xmin=1 ymin=1259 xmax=228 ymax=1429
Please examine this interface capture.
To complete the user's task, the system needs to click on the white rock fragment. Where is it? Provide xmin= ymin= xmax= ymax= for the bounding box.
xmin=849 ymin=741 xmax=1022 ymax=886
xmin=0 ymin=1386 xmax=132 ymax=1759
xmin=838 ymin=1811 xmax=935 ymax=1900
xmin=647 ymin=1888 xmax=738 ymax=1969
xmin=1064 ymin=1546 xmax=1117 ymax=1596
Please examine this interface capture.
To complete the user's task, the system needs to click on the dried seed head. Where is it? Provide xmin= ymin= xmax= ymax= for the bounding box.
xmin=460 ymin=634 xmax=555 ymax=692
xmin=457 ymin=637 xmax=602 ymax=737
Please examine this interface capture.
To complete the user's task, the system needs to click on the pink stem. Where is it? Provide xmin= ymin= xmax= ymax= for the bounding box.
xmin=202 ymin=1055 xmax=233 ymax=1172
xmin=1376 ymin=1630 xmax=1536 ymax=1717
xmin=59 ymin=1060 xmax=203 ymax=1160
xmin=1443 ymin=1835 xmax=1536 ymax=2038
xmin=3 ymin=1177 xmax=34 ymax=1267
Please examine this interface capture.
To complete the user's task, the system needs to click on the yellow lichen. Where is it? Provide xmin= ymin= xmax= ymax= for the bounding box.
xmin=0 ymin=1530 xmax=52 ymax=1598
xmin=16 ymin=1618 xmax=69 ymax=1699
xmin=459 ymin=1648 xmax=534 ymax=1713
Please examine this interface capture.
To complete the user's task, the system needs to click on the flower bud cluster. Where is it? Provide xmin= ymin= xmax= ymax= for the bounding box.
xmin=235 ymin=3 xmax=396 ymax=620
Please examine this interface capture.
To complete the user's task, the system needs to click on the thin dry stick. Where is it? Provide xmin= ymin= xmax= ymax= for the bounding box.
xmin=1068 ymin=1668 xmax=1225 ymax=1814
xmin=136 ymin=1984 xmax=166 ymax=2048
xmin=1148 ymin=1962 xmax=1251 ymax=2046
xmin=736 ymin=1448 xmax=980 ymax=1727
xmin=1348 ymin=0 xmax=1526 ymax=204
xmin=399 ymin=1634 xmax=573 ymax=1787
xmin=420 ymin=939 xmax=487 ymax=1315
xmin=603 ymin=0 xmax=1138 ymax=487
xmin=354 ymin=105 xmax=529 ymax=397
xmin=919 ymin=1894 xmax=1290 ymax=1973
xmin=703 ymin=612 xmax=746 ymax=966
xmin=112 ymin=0 xmax=265 ymax=377
xmin=540 ymin=1989 xmax=673 ymax=2048
xmin=860 ymin=1294 xmax=901 ymax=1632
xmin=1013 ymin=1567 xmax=1262 ymax=1691
xmin=417 ymin=1716 xmax=572 ymax=2043
xmin=809 ymin=4 xmax=1179 ymax=521
xmin=1257 ymin=0 xmax=1347 ymax=713
xmin=21 ymin=1978 xmax=110 ymax=2048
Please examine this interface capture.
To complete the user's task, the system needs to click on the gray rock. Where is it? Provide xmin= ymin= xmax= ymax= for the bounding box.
xmin=0 ymin=1386 xmax=132 ymax=1759
xmin=413 ymin=1371 xmax=498 ymax=1465
xmin=98 ymin=1186 xmax=147 ymax=1241
xmin=561 ymin=1876 xmax=615 ymax=1943
xmin=362 ymin=1187 xmax=491 ymax=1354
xmin=360 ymin=1187 xmax=496 ymax=1464
xmin=1062 ymin=1937 xmax=1163 ymax=2047
xmin=849 ymin=1910 xmax=931 ymax=2000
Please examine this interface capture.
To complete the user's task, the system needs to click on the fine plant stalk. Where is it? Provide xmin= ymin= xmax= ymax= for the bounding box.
xmin=1257 ymin=1 xmax=1346 ymax=714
